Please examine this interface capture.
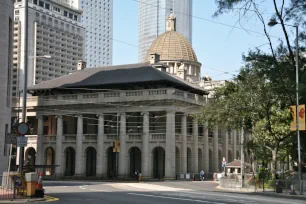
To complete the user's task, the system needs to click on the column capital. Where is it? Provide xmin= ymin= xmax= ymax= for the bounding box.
xmin=141 ymin=111 xmax=149 ymax=116
xmin=75 ymin=114 xmax=82 ymax=118
xmin=55 ymin=115 xmax=63 ymax=119
xmin=96 ymin=113 xmax=104 ymax=118
xmin=36 ymin=115 xmax=43 ymax=120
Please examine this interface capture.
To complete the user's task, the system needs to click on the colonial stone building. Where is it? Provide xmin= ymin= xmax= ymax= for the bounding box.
xmin=19 ymin=12 xmax=247 ymax=179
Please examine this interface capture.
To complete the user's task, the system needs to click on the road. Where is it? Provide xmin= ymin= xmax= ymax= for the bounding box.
xmin=36 ymin=181 xmax=306 ymax=204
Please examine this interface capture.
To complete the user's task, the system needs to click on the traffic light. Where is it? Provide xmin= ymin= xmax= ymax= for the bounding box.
xmin=112 ymin=140 xmax=120 ymax=152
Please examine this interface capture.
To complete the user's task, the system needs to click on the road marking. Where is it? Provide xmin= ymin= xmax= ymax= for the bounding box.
xmin=44 ymin=195 xmax=59 ymax=202
xmin=128 ymin=193 xmax=225 ymax=204
xmin=79 ymin=186 xmax=87 ymax=190
xmin=108 ymin=183 xmax=190 ymax=192
xmin=89 ymin=189 xmax=110 ymax=192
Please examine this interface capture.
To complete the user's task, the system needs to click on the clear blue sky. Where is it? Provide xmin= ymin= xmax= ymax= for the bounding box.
xmin=113 ymin=0 xmax=289 ymax=80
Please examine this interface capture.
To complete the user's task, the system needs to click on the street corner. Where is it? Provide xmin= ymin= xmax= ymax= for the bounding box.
xmin=43 ymin=196 xmax=59 ymax=202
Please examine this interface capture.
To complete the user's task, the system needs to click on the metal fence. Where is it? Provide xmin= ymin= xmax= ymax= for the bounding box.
xmin=0 ymin=175 xmax=26 ymax=200
xmin=219 ymin=176 xmax=304 ymax=193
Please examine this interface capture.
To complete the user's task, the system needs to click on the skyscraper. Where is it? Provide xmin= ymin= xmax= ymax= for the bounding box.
xmin=138 ymin=0 xmax=192 ymax=62
xmin=0 ymin=0 xmax=13 ymax=175
xmin=68 ymin=0 xmax=113 ymax=67
xmin=12 ymin=0 xmax=85 ymax=99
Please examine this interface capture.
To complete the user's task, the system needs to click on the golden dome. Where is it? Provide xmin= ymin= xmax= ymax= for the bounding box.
xmin=146 ymin=31 xmax=198 ymax=62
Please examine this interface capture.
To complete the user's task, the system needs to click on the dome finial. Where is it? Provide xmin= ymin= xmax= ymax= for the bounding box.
xmin=166 ymin=9 xmax=176 ymax=31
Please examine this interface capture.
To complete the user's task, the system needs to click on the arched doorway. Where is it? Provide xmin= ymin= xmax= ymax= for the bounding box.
xmin=45 ymin=147 xmax=55 ymax=175
xmin=209 ymin=149 xmax=213 ymax=172
xmin=218 ymin=150 xmax=222 ymax=171
xmin=64 ymin=147 xmax=75 ymax=176
xmin=187 ymin=148 xmax=192 ymax=173
xmin=228 ymin=150 xmax=233 ymax=163
xmin=152 ymin=147 xmax=165 ymax=179
xmin=86 ymin=147 xmax=97 ymax=176
xmin=198 ymin=148 xmax=203 ymax=172
xmin=107 ymin=147 xmax=117 ymax=178
xmin=176 ymin=147 xmax=180 ymax=173
xmin=129 ymin=147 xmax=141 ymax=177
xmin=25 ymin=147 xmax=36 ymax=166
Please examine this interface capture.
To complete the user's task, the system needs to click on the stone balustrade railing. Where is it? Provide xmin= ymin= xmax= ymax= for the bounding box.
xmin=62 ymin=134 xmax=76 ymax=141
xmin=187 ymin=135 xmax=193 ymax=142
xmin=27 ymin=88 xmax=206 ymax=107
xmin=218 ymin=138 xmax=222 ymax=144
xmin=150 ymin=133 xmax=166 ymax=141
xmin=198 ymin=136 xmax=203 ymax=142
xmin=84 ymin=134 xmax=97 ymax=141
xmin=105 ymin=134 xmax=117 ymax=141
xmin=209 ymin=137 xmax=213 ymax=144
xmin=44 ymin=135 xmax=56 ymax=142
xmin=175 ymin=134 xmax=181 ymax=141
xmin=128 ymin=134 xmax=142 ymax=141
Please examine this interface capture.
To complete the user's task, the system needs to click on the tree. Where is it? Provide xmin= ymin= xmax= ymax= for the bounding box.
xmin=252 ymin=106 xmax=292 ymax=179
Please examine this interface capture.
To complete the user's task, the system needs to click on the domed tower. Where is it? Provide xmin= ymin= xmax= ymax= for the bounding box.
xmin=146 ymin=10 xmax=201 ymax=83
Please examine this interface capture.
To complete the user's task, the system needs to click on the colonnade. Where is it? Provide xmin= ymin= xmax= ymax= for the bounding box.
xmin=34 ymin=111 xmax=241 ymax=178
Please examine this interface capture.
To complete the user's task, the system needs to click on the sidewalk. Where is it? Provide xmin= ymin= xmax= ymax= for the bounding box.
xmin=0 ymin=188 xmax=45 ymax=203
xmin=217 ymin=186 xmax=306 ymax=200
xmin=0 ymin=198 xmax=45 ymax=203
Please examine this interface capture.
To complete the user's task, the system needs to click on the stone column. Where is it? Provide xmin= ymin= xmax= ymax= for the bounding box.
xmin=181 ymin=114 xmax=187 ymax=173
xmin=192 ymin=118 xmax=198 ymax=173
xmin=118 ymin=113 xmax=127 ymax=177
xmin=203 ymin=123 xmax=209 ymax=173
xmin=213 ymin=126 xmax=219 ymax=172
xmin=224 ymin=127 xmax=228 ymax=163
xmin=141 ymin=112 xmax=149 ymax=178
xmin=75 ymin=115 xmax=83 ymax=175
xmin=96 ymin=114 xmax=105 ymax=177
xmin=36 ymin=116 xmax=44 ymax=165
xmin=55 ymin=115 xmax=63 ymax=176
xmin=165 ymin=110 xmax=176 ymax=178
xmin=233 ymin=130 xmax=237 ymax=160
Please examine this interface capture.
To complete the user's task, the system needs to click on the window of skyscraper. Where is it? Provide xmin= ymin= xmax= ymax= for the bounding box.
xmin=64 ymin=11 xmax=68 ymax=17
xmin=45 ymin=3 xmax=50 ymax=10
xmin=39 ymin=0 xmax=44 ymax=7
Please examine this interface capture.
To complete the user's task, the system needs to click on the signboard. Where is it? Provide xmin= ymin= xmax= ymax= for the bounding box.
xmin=17 ymin=137 xmax=28 ymax=147
xmin=16 ymin=122 xmax=29 ymax=136
xmin=5 ymin=133 xmax=17 ymax=145
xmin=290 ymin=105 xmax=306 ymax=131
xmin=113 ymin=140 xmax=120 ymax=153
xmin=186 ymin=174 xmax=190 ymax=179
xmin=180 ymin=174 xmax=184 ymax=179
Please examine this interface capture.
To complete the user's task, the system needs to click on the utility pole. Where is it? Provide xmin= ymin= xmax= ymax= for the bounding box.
xmin=241 ymin=125 xmax=245 ymax=188
xmin=19 ymin=0 xmax=29 ymax=173
xmin=295 ymin=25 xmax=303 ymax=195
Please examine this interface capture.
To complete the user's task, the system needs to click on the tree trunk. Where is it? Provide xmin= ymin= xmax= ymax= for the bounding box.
xmin=271 ymin=149 xmax=277 ymax=180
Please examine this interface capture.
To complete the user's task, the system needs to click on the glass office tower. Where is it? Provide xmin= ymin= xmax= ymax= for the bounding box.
xmin=138 ymin=0 xmax=192 ymax=62
xmin=69 ymin=0 xmax=113 ymax=67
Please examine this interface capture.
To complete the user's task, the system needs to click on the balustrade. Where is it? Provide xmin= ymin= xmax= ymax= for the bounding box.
xmin=198 ymin=136 xmax=203 ymax=142
xmin=84 ymin=134 xmax=97 ymax=141
xmin=44 ymin=135 xmax=56 ymax=142
xmin=128 ymin=134 xmax=142 ymax=140
xmin=187 ymin=135 xmax=193 ymax=141
xmin=106 ymin=134 xmax=117 ymax=141
xmin=175 ymin=134 xmax=181 ymax=141
xmin=209 ymin=137 xmax=213 ymax=144
xmin=63 ymin=134 xmax=76 ymax=141
xmin=150 ymin=133 xmax=166 ymax=141
xmin=218 ymin=138 xmax=222 ymax=144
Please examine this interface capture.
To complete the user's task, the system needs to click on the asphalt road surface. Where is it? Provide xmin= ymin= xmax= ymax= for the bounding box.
xmin=36 ymin=181 xmax=306 ymax=204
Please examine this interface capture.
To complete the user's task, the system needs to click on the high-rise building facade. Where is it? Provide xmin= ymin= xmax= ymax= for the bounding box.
xmin=0 ymin=0 xmax=14 ymax=175
xmin=12 ymin=0 xmax=85 ymax=100
xmin=138 ymin=0 xmax=192 ymax=62
xmin=68 ymin=0 xmax=113 ymax=67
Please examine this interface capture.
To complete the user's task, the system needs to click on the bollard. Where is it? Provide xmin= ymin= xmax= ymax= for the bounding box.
xmin=25 ymin=172 xmax=38 ymax=197
xmin=290 ymin=184 xmax=297 ymax=195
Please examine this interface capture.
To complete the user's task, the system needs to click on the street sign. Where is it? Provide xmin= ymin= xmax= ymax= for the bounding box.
xmin=17 ymin=137 xmax=28 ymax=147
xmin=5 ymin=133 xmax=17 ymax=145
xmin=16 ymin=122 xmax=29 ymax=136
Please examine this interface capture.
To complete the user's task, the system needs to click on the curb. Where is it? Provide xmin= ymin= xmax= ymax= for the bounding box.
xmin=0 ymin=198 xmax=45 ymax=204
xmin=217 ymin=186 xmax=306 ymax=200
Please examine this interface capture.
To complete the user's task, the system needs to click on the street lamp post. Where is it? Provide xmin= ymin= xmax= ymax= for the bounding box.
xmin=268 ymin=20 xmax=302 ymax=194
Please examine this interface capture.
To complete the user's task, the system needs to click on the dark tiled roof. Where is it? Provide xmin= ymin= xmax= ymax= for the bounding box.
xmin=28 ymin=63 xmax=207 ymax=95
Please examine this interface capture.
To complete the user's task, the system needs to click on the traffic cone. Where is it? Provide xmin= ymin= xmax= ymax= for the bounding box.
xmin=36 ymin=172 xmax=43 ymax=189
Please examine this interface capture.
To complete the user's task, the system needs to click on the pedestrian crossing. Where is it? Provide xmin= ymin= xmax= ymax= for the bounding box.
xmin=107 ymin=183 xmax=191 ymax=192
